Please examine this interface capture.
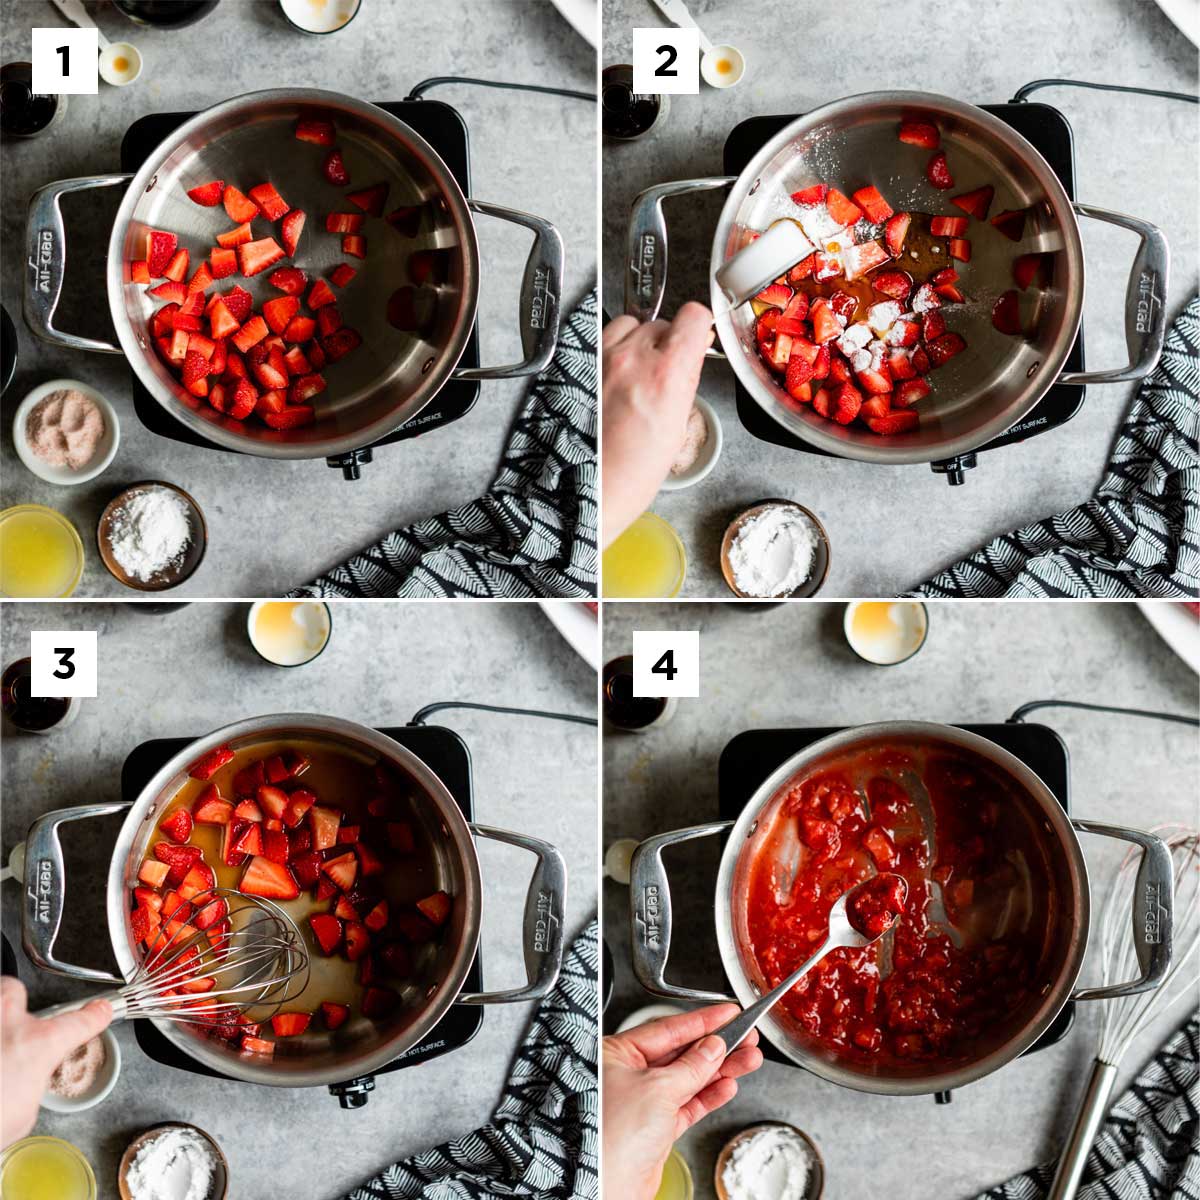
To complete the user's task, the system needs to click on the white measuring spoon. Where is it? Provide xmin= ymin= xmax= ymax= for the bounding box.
xmin=50 ymin=0 xmax=143 ymax=86
xmin=647 ymin=0 xmax=746 ymax=89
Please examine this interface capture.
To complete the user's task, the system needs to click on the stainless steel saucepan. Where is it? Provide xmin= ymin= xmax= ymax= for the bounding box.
xmin=630 ymin=722 xmax=1173 ymax=1096
xmin=26 ymin=89 xmax=563 ymax=466
xmin=22 ymin=713 xmax=567 ymax=1096
xmin=626 ymin=91 xmax=1168 ymax=465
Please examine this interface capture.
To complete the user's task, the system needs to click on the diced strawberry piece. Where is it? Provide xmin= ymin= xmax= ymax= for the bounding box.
xmin=825 ymin=188 xmax=863 ymax=226
xmin=166 ymin=329 xmax=190 ymax=362
xmin=232 ymin=761 xmax=265 ymax=797
xmin=991 ymin=208 xmax=1027 ymax=241
xmin=324 ymin=212 xmax=364 ymax=234
xmin=935 ymin=282 xmax=965 ymax=303
xmin=333 ymin=894 xmax=360 ymax=921
xmin=304 ymin=277 xmax=337 ymax=311
xmin=233 ymin=798 xmax=263 ymax=823
xmin=262 ymin=295 xmax=300 ymax=335
xmin=160 ymin=808 xmax=193 ymax=844
xmin=322 ymin=851 xmax=359 ymax=891
xmin=754 ymin=282 xmax=792 ymax=310
xmin=283 ymin=315 xmax=317 ymax=344
xmin=179 ymin=862 xmax=214 ymax=894
xmin=886 ymin=319 xmax=920 ymax=348
xmin=281 ymin=209 xmax=306 ymax=257
xmin=811 ymin=343 xmax=831 ymax=380
xmin=832 ymin=381 xmax=863 ymax=425
xmin=898 ymin=121 xmax=939 ymax=149
xmin=187 ymin=262 xmax=214 ymax=294
xmin=321 ymin=1002 xmax=350 ymax=1030
xmin=320 ymin=328 xmax=361 ymax=362
xmin=190 ymin=744 xmax=234 ymax=780
xmin=842 ymin=240 xmax=890 ymax=282
xmin=261 ymin=827 xmax=290 ymax=864
xmin=930 ymin=267 xmax=958 ymax=287
xmin=363 ymin=901 xmax=389 ymax=933
xmin=263 ymin=405 xmax=316 ymax=430
xmin=346 ymin=181 xmax=388 ymax=216
xmin=867 ymin=410 xmax=920 ymax=435
xmin=308 ymin=913 xmax=343 ymax=955
xmin=186 ymin=180 xmax=224 ymax=206
xmin=337 ymin=824 xmax=361 ymax=846
xmin=784 ymin=353 xmax=813 ymax=401
xmin=852 ymin=185 xmax=893 ymax=224
xmin=288 ymin=850 xmax=321 ymax=891
xmin=153 ymin=841 xmax=203 ymax=885
xmin=313 ymin=876 xmax=337 ymax=902
xmin=859 ymin=394 xmax=891 ymax=422
xmin=253 ymin=351 xmax=289 ymax=391
xmin=287 ymin=374 xmax=326 ymax=406
xmin=240 ymin=856 xmax=300 ymax=900
xmin=910 ymin=346 xmax=931 ymax=375
xmin=138 ymin=859 xmax=170 ymax=889
xmin=872 ymin=269 xmax=913 ymax=302
xmin=264 ymin=755 xmax=289 ymax=784
xmin=344 ymin=921 xmax=370 ymax=962
xmin=341 ymin=234 xmax=366 ymax=259
xmin=271 ymin=1011 xmax=311 ymax=1037
xmin=416 ymin=891 xmax=451 ymax=927
xmin=926 ymin=151 xmax=954 ymax=189
xmin=216 ymin=223 xmax=253 ymax=249
xmin=254 ymin=389 xmax=285 ymax=416
xmin=294 ymin=117 xmax=335 ymax=145
xmin=912 ymin=282 xmax=942 ymax=314
xmin=386 ymin=206 xmax=422 ymax=237
xmin=811 ymin=251 xmax=842 ymax=281
xmin=923 ymin=309 xmax=947 ymax=342
xmin=755 ymin=309 xmax=780 ymax=350
xmin=206 ymin=382 xmax=228 ymax=413
xmin=131 ymin=260 xmax=151 ymax=284
xmin=240 ymin=1035 xmax=275 ymax=1056
xmin=329 ymin=263 xmax=357 ymax=288
xmin=151 ymin=303 xmax=179 ymax=336
xmin=790 ymin=183 xmax=828 ymax=206
xmin=809 ymin=297 xmax=841 ymax=344
xmin=948 ymin=238 xmax=971 ymax=262
xmin=222 ymin=286 xmax=253 ymax=323
xmin=926 ymin=331 xmax=968 ymax=367
xmin=146 ymin=230 xmax=178 ymax=277
xmin=227 ymin=378 xmax=258 ymax=420
xmin=856 ymin=364 xmax=893 ymax=395
xmin=1012 ymin=253 xmax=1041 ymax=290
xmin=776 ymin=291 xmax=809 ymax=334
xmin=149 ymin=280 xmax=188 ymax=304
xmin=884 ymin=212 xmax=911 ymax=257
xmin=787 ymin=254 xmax=817 ymax=284
xmin=322 ymin=149 xmax=350 ymax=186
xmin=951 ymin=185 xmax=994 ymax=221
xmin=159 ymin=890 xmax=191 ymax=922
xmin=134 ymin=884 xmax=164 ymax=911
xmin=130 ymin=905 xmax=160 ymax=944
xmin=309 ymin=805 xmax=341 ymax=851
xmin=355 ymin=842 xmax=384 ymax=878
xmin=231 ymin=820 xmax=264 ymax=858
xmin=193 ymin=895 xmax=229 ymax=932
xmin=827 ymin=292 xmax=857 ymax=323
xmin=888 ymin=348 xmax=916 ymax=381
xmin=231 ymin=315 xmax=268 ymax=353
xmin=238 ymin=237 xmax=285 ymax=277
xmin=267 ymin=267 xmax=306 ymax=297
xmin=894 ymin=378 xmax=932 ymax=408
xmin=223 ymin=185 xmax=259 ymax=224
xmin=248 ymin=183 xmax=289 ymax=222
xmin=930 ymin=215 xmax=968 ymax=238
xmin=208 ymin=298 xmax=240 ymax=340
xmin=765 ymin=332 xmax=793 ymax=371
xmin=992 ymin=289 xmax=1023 ymax=335
xmin=283 ymin=345 xmax=311 ymax=376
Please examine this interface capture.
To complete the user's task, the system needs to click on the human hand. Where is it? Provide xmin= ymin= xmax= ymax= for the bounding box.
xmin=601 ymin=303 xmax=715 ymax=548
xmin=602 ymin=1004 xmax=764 ymax=1200
xmin=0 ymin=978 xmax=112 ymax=1148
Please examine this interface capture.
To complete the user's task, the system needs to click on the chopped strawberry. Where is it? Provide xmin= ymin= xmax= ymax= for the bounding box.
xmin=811 ymin=343 xmax=831 ymax=380
xmin=247 ymin=182 xmax=289 ymax=222
xmin=164 ymin=245 xmax=190 ymax=282
xmin=306 ymin=277 xmax=337 ymax=310
xmin=190 ymin=744 xmax=234 ymax=780
xmin=288 ymin=850 xmax=321 ymax=890
xmin=216 ymin=222 xmax=252 ymax=249
xmin=238 ymin=237 xmax=285 ymax=277
xmin=894 ymin=378 xmax=932 ymax=408
xmin=990 ymin=208 xmax=1027 ymax=241
xmin=271 ymin=1011 xmax=311 ymax=1037
xmin=240 ymin=1035 xmax=275 ymax=1056
xmin=263 ymin=406 xmax=315 ymax=430
xmin=146 ymin=230 xmax=178 ymax=277
xmin=344 ymin=921 xmax=371 ymax=962
xmin=322 ymin=851 xmax=358 ymax=891
xmin=223 ymin=185 xmax=259 ymax=224
xmin=308 ymin=913 xmax=343 ymax=956
xmin=754 ymin=282 xmax=792 ymax=310
xmin=784 ymin=353 xmax=813 ymax=400
xmin=934 ymin=281 xmax=965 ymax=303
xmin=281 ymin=209 xmax=306 ymax=257
xmin=926 ymin=151 xmax=954 ymax=189
xmin=911 ymin=346 xmax=932 ymax=375
xmin=240 ymin=856 xmax=300 ymax=900
xmin=765 ymin=332 xmax=793 ymax=371
xmin=787 ymin=254 xmax=817 ymax=284
xmin=255 ymin=389 xmax=286 ymax=416
xmin=130 ymin=906 xmax=161 ymax=945
xmin=283 ymin=345 xmax=311 ymax=376
xmin=328 ymin=264 xmax=357 ymax=289
xmin=992 ymin=289 xmax=1023 ymax=335
xmin=309 ymin=805 xmax=341 ymax=851
xmin=852 ymin=185 xmax=893 ymax=224
xmin=295 ymin=117 xmax=335 ymax=145
xmin=261 ymin=827 xmax=290 ymax=864
xmin=867 ymin=410 xmax=920 ymax=435
xmin=187 ymin=262 xmax=214 ymax=294
xmin=321 ymin=1001 xmax=350 ymax=1030
xmin=333 ymin=894 xmax=360 ymax=921
xmin=807 ymin=299 xmax=840 ymax=345
xmin=948 ymin=238 xmax=971 ymax=262
xmin=1012 ymin=252 xmax=1051 ymax=291
xmin=262 ymin=295 xmax=300 ymax=336
xmin=231 ymin=315 xmax=268 ymax=353
xmin=288 ymin=374 xmax=327 ymax=405
xmin=233 ymin=797 xmax=263 ymax=822
xmin=856 ymin=363 xmax=893 ymax=395
xmin=930 ymin=215 xmax=968 ymax=238
xmin=160 ymin=808 xmax=193 ymax=844
xmin=926 ymin=331 xmax=968 ymax=366
xmin=931 ymin=267 xmax=958 ymax=287
xmin=131 ymin=260 xmax=151 ymax=285
xmin=825 ymin=188 xmax=863 ymax=226
xmin=859 ymin=394 xmax=891 ymax=422
xmin=283 ymin=315 xmax=317 ymax=343
xmin=341 ymin=234 xmax=366 ymax=259
xmin=179 ymin=862 xmax=214 ymax=894
xmin=186 ymin=180 xmax=224 ymax=206
xmin=898 ymin=121 xmax=939 ymax=149
xmin=208 ymin=298 xmax=240 ymax=341
xmin=153 ymin=841 xmax=203 ymax=888
xmin=922 ymin=309 xmax=947 ymax=341
xmin=193 ymin=896 xmax=229 ymax=932
xmin=252 ymin=352 xmax=288 ymax=392
xmin=417 ymin=891 xmax=451 ymax=927
xmin=324 ymin=212 xmax=364 ymax=234
xmin=355 ymin=841 xmax=384 ymax=878
xmin=165 ymin=330 xmax=189 ymax=363
xmin=386 ymin=205 xmax=422 ymax=237
xmin=227 ymin=378 xmax=258 ymax=420
xmin=951 ymin=185 xmax=994 ymax=221
xmin=315 ymin=306 xmax=341 ymax=338
xmin=320 ymin=328 xmax=361 ymax=362
xmin=790 ymin=183 xmax=828 ymax=206
xmin=138 ymin=859 xmax=170 ymax=889
xmin=149 ymin=280 xmax=187 ymax=304
xmin=832 ymin=381 xmax=863 ymax=425
xmin=268 ymin=266 xmax=307 ymax=296
xmin=885 ymin=319 xmax=920 ymax=347
xmin=151 ymin=303 xmax=179 ymax=337
xmin=231 ymin=820 xmax=265 ymax=858
xmin=871 ymin=269 xmax=913 ymax=302
xmin=346 ymin=182 xmax=388 ymax=216
xmin=223 ymin=286 xmax=253 ymax=323
xmin=842 ymin=240 xmax=890 ymax=282
xmin=911 ymin=282 xmax=942 ymax=314
xmin=811 ymin=251 xmax=842 ymax=282
xmin=321 ymin=149 xmax=350 ymax=187
xmin=364 ymin=901 xmax=389 ymax=932
xmin=828 ymin=292 xmax=858 ymax=323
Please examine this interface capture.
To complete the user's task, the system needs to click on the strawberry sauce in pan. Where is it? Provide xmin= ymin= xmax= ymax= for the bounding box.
xmin=743 ymin=740 xmax=1057 ymax=1066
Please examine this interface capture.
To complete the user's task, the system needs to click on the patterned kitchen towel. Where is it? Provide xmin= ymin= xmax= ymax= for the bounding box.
xmin=342 ymin=919 xmax=599 ymax=1200
xmin=912 ymin=296 xmax=1199 ymax=598
xmin=977 ymin=1014 xmax=1200 ymax=1200
xmin=291 ymin=288 xmax=598 ymax=598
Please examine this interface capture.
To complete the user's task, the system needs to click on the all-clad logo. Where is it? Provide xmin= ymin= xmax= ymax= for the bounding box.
xmin=632 ymin=233 xmax=657 ymax=304
xmin=533 ymin=889 xmax=558 ymax=952
xmin=1143 ymin=881 xmax=1167 ymax=944
xmin=30 ymin=859 xmax=54 ymax=923
xmin=641 ymin=883 xmax=661 ymax=947
xmin=528 ymin=266 xmax=555 ymax=331
xmin=1135 ymin=270 xmax=1161 ymax=335
xmin=29 ymin=230 xmax=54 ymax=293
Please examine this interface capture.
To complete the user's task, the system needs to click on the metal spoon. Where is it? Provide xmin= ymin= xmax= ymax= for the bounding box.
xmin=711 ymin=874 xmax=909 ymax=1054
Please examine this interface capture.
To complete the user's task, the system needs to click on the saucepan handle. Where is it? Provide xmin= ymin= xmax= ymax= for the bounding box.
xmin=456 ymin=824 xmax=567 ymax=1004
xmin=626 ymin=177 xmax=736 ymax=358
xmin=1068 ymin=819 xmax=1173 ymax=1001
xmin=22 ymin=803 xmax=131 ymax=984
xmin=25 ymin=175 xmax=131 ymax=354
xmin=452 ymin=200 xmax=563 ymax=381
xmin=1058 ymin=203 xmax=1169 ymax=387
xmin=629 ymin=822 xmax=736 ymax=1003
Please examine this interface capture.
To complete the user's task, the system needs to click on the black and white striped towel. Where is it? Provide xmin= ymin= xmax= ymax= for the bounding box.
xmin=342 ymin=920 xmax=599 ymax=1200
xmin=913 ymin=296 xmax=1199 ymax=598
xmin=977 ymin=1014 xmax=1200 ymax=1200
xmin=291 ymin=289 xmax=598 ymax=598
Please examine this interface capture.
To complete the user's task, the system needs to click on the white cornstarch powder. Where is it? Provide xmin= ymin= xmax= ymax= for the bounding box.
xmin=108 ymin=488 xmax=192 ymax=581
xmin=721 ymin=1126 xmax=812 ymax=1200
xmin=728 ymin=504 xmax=819 ymax=597
xmin=125 ymin=1127 xmax=217 ymax=1200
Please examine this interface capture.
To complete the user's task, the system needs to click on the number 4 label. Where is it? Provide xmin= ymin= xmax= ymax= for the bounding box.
xmin=632 ymin=27 xmax=700 ymax=95
xmin=30 ymin=631 xmax=98 ymax=698
xmin=632 ymin=630 xmax=699 ymax=698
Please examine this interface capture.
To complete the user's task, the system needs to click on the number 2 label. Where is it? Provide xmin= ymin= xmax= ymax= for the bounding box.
xmin=632 ymin=28 xmax=699 ymax=95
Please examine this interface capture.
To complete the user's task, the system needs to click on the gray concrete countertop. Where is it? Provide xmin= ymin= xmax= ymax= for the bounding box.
xmin=601 ymin=600 xmax=1198 ymax=1199
xmin=602 ymin=0 xmax=1198 ymax=598
xmin=1 ymin=0 xmax=597 ymax=597
xmin=1 ymin=599 xmax=598 ymax=1197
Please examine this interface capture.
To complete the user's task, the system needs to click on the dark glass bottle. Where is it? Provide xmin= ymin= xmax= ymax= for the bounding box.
xmin=602 ymin=65 xmax=668 ymax=141
xmin=0 ymin=63 xmax=64 ymax=139
xmin=602 ymin=655 xmax=674 ymax=731
xmin=1 ymin=658 xmax=74 ymax=732
xmin=113 ymin=0 xmax=220 ymax=28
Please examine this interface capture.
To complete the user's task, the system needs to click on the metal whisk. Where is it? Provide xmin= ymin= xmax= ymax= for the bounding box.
xmin=35 ymin=888 xmax=310 ymax=1027
xmin=1048 ymin=826 xmax=1200 ymax=1200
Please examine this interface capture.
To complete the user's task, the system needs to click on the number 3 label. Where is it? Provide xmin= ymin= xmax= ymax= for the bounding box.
xmin=632 ymin=630 xmax=699 ymax=698
xmin=30 ymin=631 xmax=98 ymax=698
xmin=632 ymin=28 xmax=700 ymax=95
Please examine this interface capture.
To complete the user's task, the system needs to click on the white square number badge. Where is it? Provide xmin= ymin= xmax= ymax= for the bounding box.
xmin=30 ymin=631 xmax=98 ymax=698
xmin=31 ymin=28 xmax=98 ymax=95
xmin=632 ymin=27 xmax=700 ymax=95
xmin=632 ymin=630 xmax=699 ymax=698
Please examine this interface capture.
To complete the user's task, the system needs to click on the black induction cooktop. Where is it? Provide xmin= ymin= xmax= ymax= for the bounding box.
xmin=717 ymin=722 xmax=1075 ymax=1099
xmin=724 ymin=102 xmax=1087 ymax=484
xmin=120 ymin=100 xmax=480 ymax=478
xmin=121 ymin=724 xmax=482 ymax=1108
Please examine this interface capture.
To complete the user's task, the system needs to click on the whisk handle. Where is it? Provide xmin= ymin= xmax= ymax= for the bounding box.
xmin=1047 ymin=1058 xmax=1119 ymax=1200
xmin=35 ymin=990 xmax=127 ymax=1023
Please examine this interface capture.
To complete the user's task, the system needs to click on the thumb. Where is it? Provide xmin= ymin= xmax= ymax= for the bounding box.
xmin=655 ymin=1034 xmax=726 ymax=1103
xmin=35 ymin=999 xmax=113 ymax=1065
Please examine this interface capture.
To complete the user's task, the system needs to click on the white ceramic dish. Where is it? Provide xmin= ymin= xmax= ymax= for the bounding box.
xmin=701 ymin=43 xmax=745 ymax=89
xmin=13 ymin=378 xmax=120 ymax=486
xmin=278 ymin=0 xmax=362 ymax=35
xmin=99 ymin=42 xmax=142 ymax=86
xmin=659 ymin=397 xmax=722 ymax=492
xmin=538 ymin=600 xmax=599 ymax=670
xmin=1138 ymin=601 xmax=1200 ymax=674
xmin=40 ymin=1028 xmax=121 ymax=1113
xmin=1152 ymin=0 xmax=1199 ymax=44
xmin=548 ymin=0 xmax=598 ymax=46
